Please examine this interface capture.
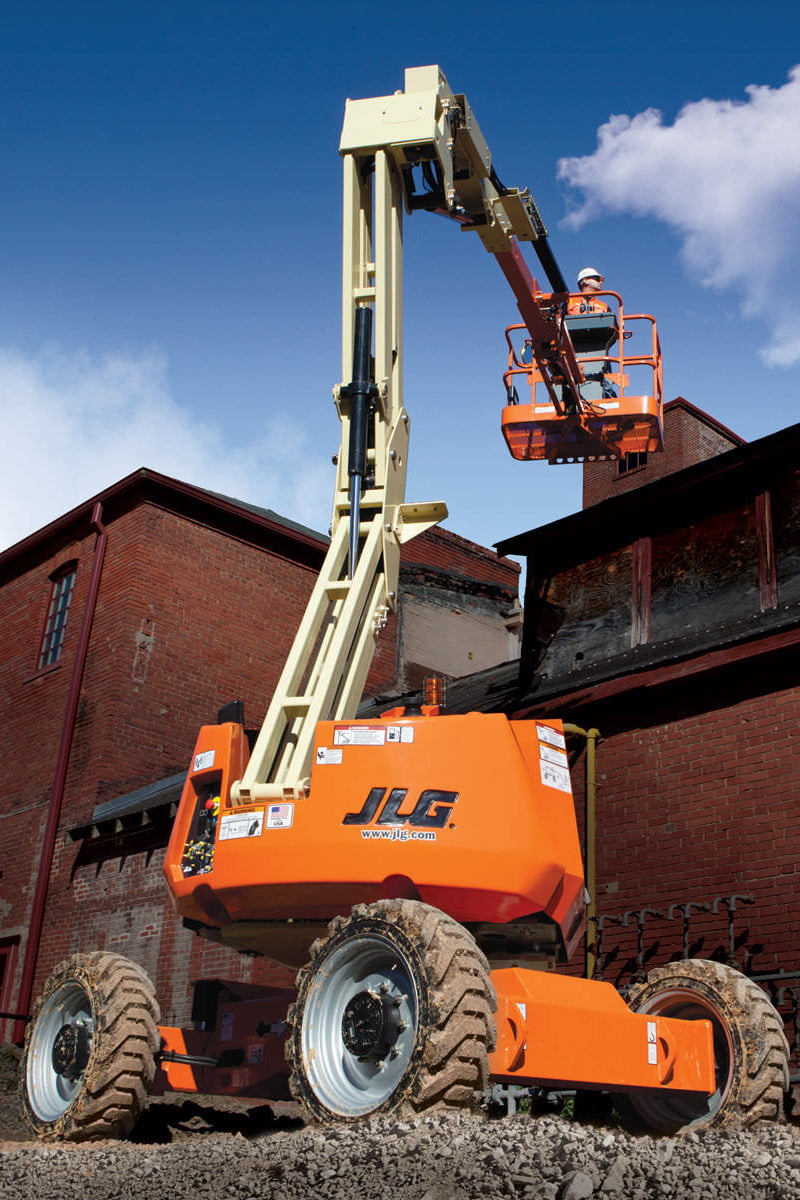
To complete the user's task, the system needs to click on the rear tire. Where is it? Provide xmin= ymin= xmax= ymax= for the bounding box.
xmin=21 ymin=952 xmax=160 ymax=1141
xmin=616 ymin=959 xmax=789 ymax=1133
xmin=287 ymin=899 xmax=496 ymax=1121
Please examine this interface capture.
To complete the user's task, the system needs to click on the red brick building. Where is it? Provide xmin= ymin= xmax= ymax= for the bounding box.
xmin=0 ymin=468 xmax=520 ymax=1042
xmin=494 ymin=401 xmax=800 ymax=1054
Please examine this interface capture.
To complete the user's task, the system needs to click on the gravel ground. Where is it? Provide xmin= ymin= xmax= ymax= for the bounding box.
xmin=3 ymin=1046 xmax=800 ymax=1200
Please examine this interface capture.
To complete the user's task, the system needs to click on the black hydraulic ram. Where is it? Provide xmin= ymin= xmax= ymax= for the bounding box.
xmin=342 ymin=305 xmax=378 ymax=576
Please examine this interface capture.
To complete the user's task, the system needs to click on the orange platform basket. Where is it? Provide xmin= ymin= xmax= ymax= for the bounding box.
xmin=501 ymin=292 xmax=664 ymax=464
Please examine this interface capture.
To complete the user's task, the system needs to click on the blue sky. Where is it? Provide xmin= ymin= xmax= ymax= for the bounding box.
xmin=1 ymin=0 xmax=798 ymax=553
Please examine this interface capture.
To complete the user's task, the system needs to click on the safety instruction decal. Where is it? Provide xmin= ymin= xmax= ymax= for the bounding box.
xmin=387 ymin=725 xmax=415 ymax=744
xmin=539 ymin=761 xmax=572 ymax=793
xmin=266 ymin=803 xmax=294 ymax=829
xmin=539 ymin=743 xmax=569 ymax=768
xmin=647 ymin=1021 xmax=658 ymax=1065
xmin=219 ymin=810 xmax=264 ymax=841
xmin=536 ymin=724 xmax=566 ymax=750
xmin=316 ymin=746 xmax=343 ymax=765
xmin=536 ymin=723 xmax=571 ymax=792
xmin=334 ymin=725 xmax=386 ymax=746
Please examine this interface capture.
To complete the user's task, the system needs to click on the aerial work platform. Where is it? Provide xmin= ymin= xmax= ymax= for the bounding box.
xmin=501 ymin=292 xmax=664 ymax=464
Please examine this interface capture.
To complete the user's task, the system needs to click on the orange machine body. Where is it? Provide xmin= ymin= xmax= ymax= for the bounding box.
xmin=162 ymin=713 xmax=716 ymax=1105
xmin=164 ymin=713 xmax=586 ymax=957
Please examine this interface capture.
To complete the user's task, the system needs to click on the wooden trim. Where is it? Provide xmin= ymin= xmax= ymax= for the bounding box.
xmin=516 ymin=623 xmax=800 ymax=715
xmin=755 ymin=491 xmax=778 ymax=611
xmin=631 ymin=537 xmax=652 ymax=647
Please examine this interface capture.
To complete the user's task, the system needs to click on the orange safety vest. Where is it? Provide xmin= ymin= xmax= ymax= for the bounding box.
xmin=567 ymin=294 xmax=609 ymax=314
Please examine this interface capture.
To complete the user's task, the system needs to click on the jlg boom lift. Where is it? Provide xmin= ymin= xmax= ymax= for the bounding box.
xmin=21 ymin=67 xmax=788 ymax=1141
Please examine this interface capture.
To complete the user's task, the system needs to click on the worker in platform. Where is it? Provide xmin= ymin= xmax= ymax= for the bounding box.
xmin=568 ymin=268 xmax=609 ymax=313
xmin=567 ymin=268 xmax=617 ymax=399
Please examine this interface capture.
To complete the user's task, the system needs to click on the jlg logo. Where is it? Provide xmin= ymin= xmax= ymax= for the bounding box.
xmin=342 ymin=787 xmax=458 ymax=829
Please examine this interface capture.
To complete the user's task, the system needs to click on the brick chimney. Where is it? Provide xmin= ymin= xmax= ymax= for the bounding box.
xmin=581 ymin=397 xmax=745 ymax=508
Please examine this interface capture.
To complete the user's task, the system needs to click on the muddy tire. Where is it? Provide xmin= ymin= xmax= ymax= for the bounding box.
xmin=616 ymin=959 xmax=789 ymax=1133
xmin=287 ymin=899 xmax=496 ymax=1121
xmin=21 ymin=951 xmax=160 ymax=1141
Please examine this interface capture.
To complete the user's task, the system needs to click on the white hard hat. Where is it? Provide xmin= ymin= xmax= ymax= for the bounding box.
xmin=577 ymin=267 xmax=604 ymax=284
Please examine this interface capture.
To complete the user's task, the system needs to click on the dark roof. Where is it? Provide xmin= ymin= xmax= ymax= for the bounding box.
xmin=0 ymin=467 xmax=328 ymax=582
xmin=358 ymin=659 xmax=523 ymax=718
xmin=496 ymin=419 xmax=799 ymax=569
xmin=69 ymin=772 xmax=186 ymax=842
xmin=202 ymin=486 xmax=327 ymax=544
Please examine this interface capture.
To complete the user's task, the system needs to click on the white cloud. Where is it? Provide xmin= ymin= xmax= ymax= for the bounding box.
xmin=557 ymin=66 xmax=800 ymax=366
xmin=0 ymin=344 xmax=333 ymax=551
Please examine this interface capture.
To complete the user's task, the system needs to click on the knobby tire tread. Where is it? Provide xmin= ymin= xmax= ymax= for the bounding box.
xmin=288 ymin=899 xmax=496 ymax=1122
xmin=623 ymin=958 xmax=789 ymax=1133
xmin=22 ymin=951 xmax=160 ymax=1142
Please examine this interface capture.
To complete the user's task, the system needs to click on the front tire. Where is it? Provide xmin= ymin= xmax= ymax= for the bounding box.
xmin=617 ymin=959 xmax=789 ymax=1133
xmin=21 ymin=952 xmax=160 ymax=1141
xmin=287 ymin=899 xmax=496 ymax=1121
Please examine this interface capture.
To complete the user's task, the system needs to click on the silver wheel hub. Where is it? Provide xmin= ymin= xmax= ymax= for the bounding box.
xmin=301 ymin=932 xmax=418 ymax=1117
xmin=26 ymin=982 xmax=95 ymax=1122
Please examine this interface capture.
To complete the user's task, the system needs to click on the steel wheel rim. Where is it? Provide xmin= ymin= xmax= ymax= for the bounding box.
xmin=26 ymin=981 xmax=94 ymax=1123
xmin=632 ymin=985 xmax=733 ymax=1127
xmin=301 ymin=932 xmax=419 ymax=1116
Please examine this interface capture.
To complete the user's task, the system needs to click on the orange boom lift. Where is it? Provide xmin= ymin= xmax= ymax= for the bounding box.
xmin=21 ymin=67 xmax=788 ymax=1141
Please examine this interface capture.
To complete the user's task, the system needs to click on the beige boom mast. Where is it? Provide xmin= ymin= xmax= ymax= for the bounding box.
xmin=233 ymin=64 xmax=563 ymax=805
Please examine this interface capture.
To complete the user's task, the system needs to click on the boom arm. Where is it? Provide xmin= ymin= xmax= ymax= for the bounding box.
xmin=232 ymin=65 xmax=579 ymax=805
xmin=339 ymin=66 xmax=586 ymax=409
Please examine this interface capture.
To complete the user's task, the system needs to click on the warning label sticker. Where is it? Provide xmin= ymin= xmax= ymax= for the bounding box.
xmin=219 ymin=811 xmax=264 ymax=841
xmin=334 ymin=725 xmax=387 ymax=747
xmin=647 ymin=1021 xmax=658 ymax=1065
xmin=266 ymin=803 xmax=294 ymax=829
xmin=536 ymin=724 xmax=566 ymax=750
xmin=539 ymin=761 xmax=572 ymax=794
xmin=539 ymin=743 xmax=569 ymax=768
xmin=386 ymin=725 xmax=415 ymax=744
xmin=316 ymin=746 xmax=343 ymax=765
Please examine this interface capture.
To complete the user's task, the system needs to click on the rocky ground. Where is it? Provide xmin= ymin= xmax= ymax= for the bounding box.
xmin=2 ymin=1045 xmax=800 ymax=1200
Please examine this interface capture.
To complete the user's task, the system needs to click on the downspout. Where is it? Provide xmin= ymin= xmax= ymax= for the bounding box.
xmin=563 ymin=723 xmax=600 ymax=980
xmin=12 ymin=502 xmax=108 ymax=1043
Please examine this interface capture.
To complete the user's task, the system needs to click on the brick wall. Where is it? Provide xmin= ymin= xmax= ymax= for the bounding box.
xmin=0 ymin=528 xmax=100 ymax=1038
xmin=403 ymin=526 xmax=520 ymax=592
xmin=1 ymin=502 xmax=322 ymax=1032
xmin=0 ymin=486 xmax=521 ymax=1034
xmin=561 ymin=680 xmax=800 ymax=988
